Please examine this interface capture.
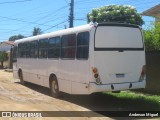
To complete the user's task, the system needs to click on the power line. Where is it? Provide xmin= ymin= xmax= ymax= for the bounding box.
xmin=33 ymin=5 xmax=69 ymax=23
xmin=43 ymin=20 xmax=68 ymax=32
xmin=3 ymin=5 xmax=69 ymax=33
xmin=0 ymin=5 xmax=68 ymax=28
xmin=0 ymin=0 xmax=32 ymax=4
xmin=74 ymin=18 xmax=87 ymax=20
xmin=0 ymin=0 xmax=158 ymax=41
xmin=64 ymin=0 xmax=69 ymax=4
xmin=0 ymin=4 xmax=69 ymax=40
xmin=0 ymin=15 xmax=52 ymax=27
xmin=8 ymin=2 xmax=53 ymax=18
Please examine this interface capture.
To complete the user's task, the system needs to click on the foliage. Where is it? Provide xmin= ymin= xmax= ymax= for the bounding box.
xmin=104 ymin=91 xmax=160 ymax=110
xmin=9 ymin=34 xmax=24 ymax=41
xmin=87 ymin=5 xmax=144 ymax=26
xmin=0 ymin=51 xmax=8 ymax=69
xmin=143 ymin=22 xmax=160 ymax=51
xmin=32 ymin=27 xmax=43 ymax=36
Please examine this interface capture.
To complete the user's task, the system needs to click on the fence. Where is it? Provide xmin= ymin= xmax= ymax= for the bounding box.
xmin=144 ymin=52 xmax=160 ymax=94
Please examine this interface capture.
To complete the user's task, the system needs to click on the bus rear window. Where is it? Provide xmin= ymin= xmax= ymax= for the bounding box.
xmin=95 ymin=26 xmax=143 ymax=49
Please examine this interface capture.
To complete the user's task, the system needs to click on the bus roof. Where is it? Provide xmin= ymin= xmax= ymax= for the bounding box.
xmin=14 ymin=24 xmax=94 ymax=44
xmin=14 ymin=22 xmax=141 ymax=45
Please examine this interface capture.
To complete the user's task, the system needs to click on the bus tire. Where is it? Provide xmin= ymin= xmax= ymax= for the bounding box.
xmin=18 ymin=70 xmax=25 ymax=84
xmin=50 ymin=76 xmax=62 ymax=98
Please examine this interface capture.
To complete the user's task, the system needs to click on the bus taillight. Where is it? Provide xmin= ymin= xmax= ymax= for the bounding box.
xmin=94 ymin=73 xmax=99 ymax=78
xmin=92 ymin=67 xmax=98 ymax=74
xmin=92 ymin=67 xmax=101 ymax=84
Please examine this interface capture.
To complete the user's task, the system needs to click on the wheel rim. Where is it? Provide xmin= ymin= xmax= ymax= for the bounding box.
xmin=51 ymin=80 xmax=58 ymax=94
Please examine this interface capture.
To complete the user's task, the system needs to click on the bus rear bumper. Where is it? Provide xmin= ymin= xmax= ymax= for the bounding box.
xmin=89 ymin=80 xmax=146 ymax=94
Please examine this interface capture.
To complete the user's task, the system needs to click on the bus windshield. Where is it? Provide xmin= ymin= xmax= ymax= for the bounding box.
xmin=95 ymin=26 xmax=143 ymax=49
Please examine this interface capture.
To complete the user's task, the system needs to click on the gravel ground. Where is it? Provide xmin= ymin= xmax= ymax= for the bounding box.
xmin=0 ymin=70 xmax=112 ymax=120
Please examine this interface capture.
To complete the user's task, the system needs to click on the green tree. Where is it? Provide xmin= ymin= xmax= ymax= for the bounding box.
xmin=87 ymin=5 xmax=144 ymax=26
xmin=32 ymin=27 xmax=42 ymax=36
xmin=9 ymin=34 xmax=24 ymax=41
xmin=0 ymin=51 xmax=8 ymax=69
xmin=153 ymin=22 xmax=160 ymax=50
xmin=143 ymin=29 xmax=155 ymax=51
xmin=143 ymin=22 xmax=160 ymax=51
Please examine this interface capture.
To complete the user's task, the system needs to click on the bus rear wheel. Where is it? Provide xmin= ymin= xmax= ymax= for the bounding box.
xmin=50 ymin=77 xmax=62 ymax=98
xmin=19 ymin=70 xmax=25 ymax=84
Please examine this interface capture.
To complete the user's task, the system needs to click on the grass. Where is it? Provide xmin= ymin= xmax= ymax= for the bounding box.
xmin=103 ymin=91 xmax=160 ymax=111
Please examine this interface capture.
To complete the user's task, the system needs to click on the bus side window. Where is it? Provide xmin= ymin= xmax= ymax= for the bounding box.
xmin=18 ymin=42 xmax=30 ymax=58
xmin=13 ymin=46 xmax=17 ymax=62
xmin=18 ymin=43 xmax=21 ymax=58
xmin=48 ymin=37 xmax=60 ymax=58
xmin=25 ymin=42 xmax=30 ymax=58
xmin=30 ymin=41 xmax=38 ymax=58
xmin=61 ymin=34 xmax=76 ymax=59
xmin=18 ymin=42 xmax=24 ymax=58
xmin=38 ymin=39 xmax=48 ymax=58
xmin=76 ymin=32 xmax=89 ymax=59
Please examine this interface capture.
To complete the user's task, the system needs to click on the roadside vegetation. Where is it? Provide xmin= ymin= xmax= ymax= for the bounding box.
xmin=0 ymin=51 xmax=8 ymax=69
xmin=87 ymin=5 xmax=159 ymax=52
xmin=103 ymin=91 xmax=160 ymax=110
xmin=143 ymin=22 xmax=160 ymax=52
xmin=8 ymin=27 xmax=42 ymax=41
xmin=87 ymin=5 xmax=144 ymax=26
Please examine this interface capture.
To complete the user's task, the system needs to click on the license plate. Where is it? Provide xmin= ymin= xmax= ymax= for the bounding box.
xmin=116 ymin=74 xmax=125 ymax=78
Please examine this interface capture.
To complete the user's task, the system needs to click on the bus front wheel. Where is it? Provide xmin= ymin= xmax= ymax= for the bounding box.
xmin=50 ymin=77 xmax=62 ymax=98
xmin=19 ymin=70 xmax=25 ymax=84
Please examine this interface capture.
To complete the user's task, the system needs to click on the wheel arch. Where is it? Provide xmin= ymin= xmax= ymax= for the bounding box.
xmin=49 ymin=73 xmax=62 ymax=98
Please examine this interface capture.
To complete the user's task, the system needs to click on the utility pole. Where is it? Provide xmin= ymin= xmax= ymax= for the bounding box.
xmin=69 ymin=0 xmax=74 ymax=28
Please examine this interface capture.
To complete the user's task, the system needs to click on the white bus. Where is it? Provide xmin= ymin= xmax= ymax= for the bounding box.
xmin=13 ymin=23 xmax=146 ymax=98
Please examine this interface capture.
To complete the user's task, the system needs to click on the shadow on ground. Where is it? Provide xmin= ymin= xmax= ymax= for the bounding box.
xmin=16 ymin=82 xmax=160 ymax=113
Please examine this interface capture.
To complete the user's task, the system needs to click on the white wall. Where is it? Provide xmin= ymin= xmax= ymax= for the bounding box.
xmin=0 ymin=42 xmax=11 ymax=52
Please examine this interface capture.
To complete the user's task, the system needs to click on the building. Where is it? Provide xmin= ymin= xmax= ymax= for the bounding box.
xmin=0 ymin=41 xmax=14 ymax=52
xmin=142 ymin=4 xmax=160 ymax=22
xmin=0 ymin=41 xmax=14 ymax=69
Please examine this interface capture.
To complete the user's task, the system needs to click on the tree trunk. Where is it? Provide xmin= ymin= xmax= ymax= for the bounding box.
xmin=1 ymin=61 xmax=3 ymax=69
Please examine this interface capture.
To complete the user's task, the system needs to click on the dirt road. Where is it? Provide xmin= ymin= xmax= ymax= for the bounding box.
xmin=0 ymin=70 xmax=111 ymax=120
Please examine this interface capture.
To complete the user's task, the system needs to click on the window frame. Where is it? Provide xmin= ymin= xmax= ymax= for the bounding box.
xmin=13 ymin=46 xmax=18 ymax=62
xmin=76 ymin=31 xmax=90 ymax=60
xmin=61 ymin=34 xmax=76 ymax=60
xmin=18 ymin=42 xmax=30 ymax=58
xmin=30 ymin=40 xmax=38 ymax=58
xmin=48 ymin=36 xmax=61 ymax=59
xmin=38 ymin=38 xmax=49 ymax=59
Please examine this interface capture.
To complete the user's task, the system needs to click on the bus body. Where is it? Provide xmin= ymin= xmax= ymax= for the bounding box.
xmin=13 ymin=23 xmax=146 ymax=96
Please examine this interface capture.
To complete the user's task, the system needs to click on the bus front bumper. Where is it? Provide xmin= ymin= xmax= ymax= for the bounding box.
xmin=89 ymin=80 xmax=146 ymax=94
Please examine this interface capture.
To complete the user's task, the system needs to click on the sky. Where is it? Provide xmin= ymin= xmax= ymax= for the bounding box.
xmin=0 ymin=0 xmax=159 ymax=42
